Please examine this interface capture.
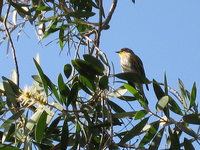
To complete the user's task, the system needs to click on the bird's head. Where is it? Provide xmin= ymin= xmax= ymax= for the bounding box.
xmin=116 ymin=48 xmax=134 ymax=58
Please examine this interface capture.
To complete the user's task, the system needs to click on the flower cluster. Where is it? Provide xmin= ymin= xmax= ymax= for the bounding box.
xmin=17 ymin=86 xmax=47 ymax=108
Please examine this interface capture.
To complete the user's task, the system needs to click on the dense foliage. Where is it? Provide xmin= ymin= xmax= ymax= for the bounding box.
xmin=0 ymin=0 xmax=199 ymax=149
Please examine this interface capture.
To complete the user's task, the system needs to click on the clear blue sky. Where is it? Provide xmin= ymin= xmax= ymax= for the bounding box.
xmin=1 ymin=0 xmax=200 ymax=148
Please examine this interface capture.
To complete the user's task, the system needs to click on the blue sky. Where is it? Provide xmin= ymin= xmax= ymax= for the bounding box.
xmin=1 ymin=0 xmax=200 ymax=148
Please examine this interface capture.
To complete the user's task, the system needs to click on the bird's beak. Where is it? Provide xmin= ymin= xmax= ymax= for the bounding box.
xmin=116 ymin=51 xmax=120 ymax=53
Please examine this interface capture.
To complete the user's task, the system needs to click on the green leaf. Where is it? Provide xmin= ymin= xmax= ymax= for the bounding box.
xmin=59 ymin=27 xmax=64 ymax=49
xmin=169 ymin=127 xmax=180 ymax=150
xmin=183 ymin=114 xmax=200 ymax=125
xmin=0 ymin=147 xmax=20 ymax=150
xmin=33 ymin=59 xmax=48 ymax=95
xmin=69 ymin=11 xmax=95 ymax=18
xmin=79 ymin=75 xmax=95 ymax=92
xmin=64 ymin=64 xmax=72 ymax=79
xmin=83 ymin=54 xmax=105 ymax=74
xmin=168 ymin=97 xmax=183 ymax=116
xmin=25 ymin=109 xmax=43 ymax=134
xmin=107 ymin=100 xmax=125 ymax=113
xmin=156 ymin=96 xmax=169 ymax=112
xmin=113 ymin=111 xmax=136 ymax=119
xmin=58 ymin=74 xmax=69 ymax=98
xmin=119 ymin=117 xmax=149 ymax=144
xmin=164 ymin=72 xmax=168 ymax=95
xmin=72 ymin=59 xmax=94 ymax=79
xmin=190 ymin=82 xmax=196 ymax=109
xmin=99 ymin=75 xmax=108 ymax=90
xmin=61 ymin=117 xmax=69 ymax=150
xmin=149 ymin=128 xmax=164 ymax=150
xmin=67 ymin=82 xmax=79 ymax=106
xmin=139 ymin=121 xmax=160 ymax=147
xmin=124 ymin=84 xmax=147 ymax=107
xmin=35 ymin=110 xmax=47 ymax=143
xmin=183 ymin=138 xmax=195 ymax=150
xmin=42 ymin=19 xmax=59 ymax=39
xmin=153 ymin=80 xmax=164 ymax=100
xmin=47 ymin=116 xmax=61 ymax=134
xmin=115 ymin=72 xmax=150 ymax=84
xmin=0 ymin=110 xmax=24 ymax=128
xmin=134 ymin=110 xmax=148 ymax=120
xmin=36 ymin=6 xmax=52 ymax=11
xmin=3 ymin=79 xmax=18 ymax=107
xmin=178 ymin=78 xmax=187 ymax=107
xmin=43 ymin=75 xmax=60 ymax=103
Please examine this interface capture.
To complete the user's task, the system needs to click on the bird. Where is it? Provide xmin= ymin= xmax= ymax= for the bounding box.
xmin=116 ymin=48 xmax=149 ymax=104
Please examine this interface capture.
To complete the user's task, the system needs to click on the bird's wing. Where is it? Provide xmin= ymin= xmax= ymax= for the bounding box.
xmin=134 ymin=55 xmax=149 ymax=91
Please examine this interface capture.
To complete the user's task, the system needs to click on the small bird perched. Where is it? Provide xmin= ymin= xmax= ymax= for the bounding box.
xmin=116 ymin=48 xmax=149 ymax=104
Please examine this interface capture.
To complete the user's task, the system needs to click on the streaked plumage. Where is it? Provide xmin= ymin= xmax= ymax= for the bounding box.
xmin=116 ymin=48 xmax=148 ymax=103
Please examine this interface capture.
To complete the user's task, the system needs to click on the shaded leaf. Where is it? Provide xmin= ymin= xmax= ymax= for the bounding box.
xmin=168 ymin=96 xmax=183 ymax=116
xmin=107 ymin=100 xmax=125 ymax=113
xmin=134 ymin=110 xmax=148 ymax=120
xmin=61 ymin=117 xmax=69 ymax=150
xmin=183 ymin=138 xmax=195 ymax=150
xmin=69 ymin=11 xmax=95 ymax=18
xmin=153 ymin=80 xmax=164 ymax=100
xmin=79 ymin=75 xmax=95 ymax=92
xmin=119 ymin=117 xmax=149 ymax=144
xmin=0 ymin=110 xmax=24 ymax=128
xmin=183 ymin=114 xmax=200 ymax=125
xmin=33 ymin=59 xmax=48 ymax=95
xmin=58 ymin=74 xmax=69 ymax=98
xmin=83 ymin=54 xmax=104 ymax=73
xmin=149 ymin=128 xmax=164 ymax=150
xmin=99 ymin=75 xmax=108 ymax=90
xmin=64 ymin=64 xmax=72 ymax=79
xmin=169 ymin=127 xmax=180 ymax=150
xmin=67 ymin=82 xmax=79 ymax=106
xmin=115 ymin=72 xmax=150 ymax=84
xmin=35 ymin=111 xmax=47 ymax=143
xmin=113 ymin=111 xmax=136 ymax=119
xmin=164 ymin=72 xmax=168 ymax=95
xmin=139 ymin=121 xmax=160 ymax=147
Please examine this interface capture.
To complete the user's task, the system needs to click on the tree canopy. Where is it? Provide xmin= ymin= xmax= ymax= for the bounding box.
xmin=0 ymin=0 xmax=199 ymax=149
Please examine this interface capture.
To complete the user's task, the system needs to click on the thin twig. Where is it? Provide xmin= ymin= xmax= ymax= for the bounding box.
xmin=4 ymin=3 xmax=20 ymax=86
xmin=102 ymin=0 xmax=118 ymax=29
xmin=96 ymin=0 xmax=103 ymax=50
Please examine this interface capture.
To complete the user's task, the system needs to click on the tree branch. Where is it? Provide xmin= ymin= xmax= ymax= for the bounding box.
xmin=4 ymin=3 xmax=20 ymax=86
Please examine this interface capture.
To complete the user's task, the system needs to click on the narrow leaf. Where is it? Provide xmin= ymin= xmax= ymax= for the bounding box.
xmin=119 ymin=117 xmax=149 ymax=144
xmin=61 ymin=117 xmax=69 ymax=150
xmin=33 ymin=59 xmax=48 ymax=95
xmin=139 ymin=121 xmax=160 ymax=147
xmin=149 ymin=128 xmax=164 ymax=150
xmin=183 ymin=138 xmax=195 ymax=150
xmin=183 ymin=114 xmax=200 ymax=125
xmin=134 ymin=110 xmax=148 ymax=120
xmin=190 ymin=82 xmax=196 ymax=109
xmin=35 ymin=110 xmax=47 ymax=143
xmin=115 ymin=72 xmax=150 ymax=84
